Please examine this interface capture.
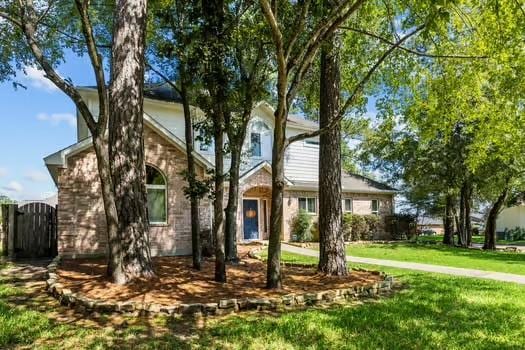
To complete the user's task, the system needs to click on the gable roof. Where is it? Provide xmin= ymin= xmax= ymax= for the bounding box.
xmin=239 ymin=160 xmax=293 ymax=185
xmin=289 ymin=172 xmax=397 ymax=194
xmin=44 ymin=113 xmax=213 ymax=186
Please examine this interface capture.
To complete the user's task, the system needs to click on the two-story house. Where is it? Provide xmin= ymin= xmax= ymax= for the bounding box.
xmin=44 ymin=84 xmax=396 ymax=258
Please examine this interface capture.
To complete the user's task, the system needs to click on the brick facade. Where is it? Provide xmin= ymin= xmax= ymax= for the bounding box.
xmin=283 ymin=191 xmax=394 ymax=241
xmin=56 ymin=126 xmax=211 ymax=258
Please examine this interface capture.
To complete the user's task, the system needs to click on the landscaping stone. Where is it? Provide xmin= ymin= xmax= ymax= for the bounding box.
xmin=180 ymin=303 xmax=203 ymax=315
xmin=45 ymin=250 xmax=395 ymax=318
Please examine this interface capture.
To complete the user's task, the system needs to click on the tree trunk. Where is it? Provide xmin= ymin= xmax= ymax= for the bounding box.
xmin=267 ymin=108 xmax=287 ymax=289
xmin=465 ymin=183 xmax=472 ymax=246
xmin=443 ymin=194 xmax=454 ymax=245
xmin=456 ymin=181 xmax=473 ymax=247
xmin=92 ymin=136 xmax=120 ymax=277
xmin=483 ymin=187 xmax=509 ymax=250
xmin=180 ymin=77 xmax=202 ymax=270
xmin=213 ymin=113 xmax=227 ymax=282
xmin=201 ymin=0 xmax=227 ymax=282
xmin=317 ymin=32 xmax=347 ymax=276
xmin=225 ymin=145 xmax=242 ymax=263
xmin=108 ymin=0 xmax=155 ymax=284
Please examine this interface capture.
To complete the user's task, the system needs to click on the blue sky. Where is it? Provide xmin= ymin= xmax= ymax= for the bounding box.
xmin=0 ymin=52 xmax=94 ymax=201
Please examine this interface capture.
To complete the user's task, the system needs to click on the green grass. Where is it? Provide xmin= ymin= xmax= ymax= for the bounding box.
xmin=342 ymin=242 xmax=525 ymax=275
xmin=1 ymin=254 xmax=525 ymax=349
xmin=418 ymin=235 xmax=525 ymax=246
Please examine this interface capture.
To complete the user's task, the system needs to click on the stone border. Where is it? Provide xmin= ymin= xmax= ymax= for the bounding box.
xmin=46 ymin=251 xmax=394 ymax=317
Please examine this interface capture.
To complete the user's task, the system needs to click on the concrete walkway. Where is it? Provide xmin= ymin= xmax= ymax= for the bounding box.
xmin=281 ymin=243 xmax=525 ymax=285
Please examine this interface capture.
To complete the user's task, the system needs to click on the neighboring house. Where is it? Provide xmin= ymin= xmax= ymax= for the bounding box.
xmin=496 ymin=205 xmax=525 ymax=232
xmin=417 ymin=217 xmax=445 ymax=235
xmin=418 ymin=214 xmax=485 ymax=235
xmin=44 ymin=84 xmax=397 ymax=258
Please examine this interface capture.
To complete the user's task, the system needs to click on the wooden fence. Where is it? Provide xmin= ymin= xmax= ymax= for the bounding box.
xmin=0 ymin=203 xmax=57 ymax=259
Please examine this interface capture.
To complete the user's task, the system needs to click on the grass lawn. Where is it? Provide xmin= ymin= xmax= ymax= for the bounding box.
xmin=1 ymin=254 xmax=524 ymax=349
xmin=342 ymin=242 xmax=525 ymax=276
xmin=418 ymin=235 xmax=525 ymax=246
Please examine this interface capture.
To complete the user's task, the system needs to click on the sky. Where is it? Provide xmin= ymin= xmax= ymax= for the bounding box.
xmin=0 ymin=50 xmax=381 ymax=202
xmin=0 ymin=52 xmax=94 ymax=201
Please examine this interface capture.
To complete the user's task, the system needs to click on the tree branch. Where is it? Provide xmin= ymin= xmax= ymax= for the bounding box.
xmin=146 ymin=63 xmax=183 ymax=95
xmin=284 ymin=0 xmax=311 ymax=62
xmin=74 ymin=0 xmax=109 ymax=134
xmin=17 ymin=1 xmax=97 ymax=133
xmin=341 ymin=26 xmax=488 ymax=59
xmin=288 ymin=24 xmax=426 ymax=145
xmin=286 ymin=0 xmax=365 ymax=108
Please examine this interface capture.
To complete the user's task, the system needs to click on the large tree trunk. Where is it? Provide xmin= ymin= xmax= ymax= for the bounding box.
xmin=443 ymin=194 xmax=454 ymax=245
xmin=180 ymin=78 xmax=202 ymax=270
xmin=225 ymin=145 xmax=243 ymax=263
xmin=317 ymin=32 xmax=347 ymax=276
xmin=267 ymin=108 xmax=287 ymax=289
xmin=483 ymin=187 xmax=509 ymax=250
xmin=108 ymin=0 xmax=155 ymax=284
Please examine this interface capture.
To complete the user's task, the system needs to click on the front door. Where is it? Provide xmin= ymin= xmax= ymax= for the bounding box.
xmin=243 ymin=199 xmax=259 ymax=240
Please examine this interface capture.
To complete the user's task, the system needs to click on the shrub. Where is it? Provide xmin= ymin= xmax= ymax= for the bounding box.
xmin=291 ymin=209 xmax=313 ymax=242
xmin=342 ymin=213 xmax=353 ymax=241
xmin=363 ymin=215 xmax=380 ymax=239
xmin=310 ymin=221 xmax=320 ymax=242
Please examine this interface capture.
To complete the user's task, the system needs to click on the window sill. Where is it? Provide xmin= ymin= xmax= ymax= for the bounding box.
xmin=150 ymin=222 xmax=168 ymax=227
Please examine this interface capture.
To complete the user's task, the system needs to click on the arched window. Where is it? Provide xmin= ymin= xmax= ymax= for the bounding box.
xmin=146 ymin=165 xmax=167 ymax=224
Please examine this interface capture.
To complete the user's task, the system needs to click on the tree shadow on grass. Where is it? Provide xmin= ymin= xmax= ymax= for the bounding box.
xmin=196 ymin=273 xmax=525 ymax=350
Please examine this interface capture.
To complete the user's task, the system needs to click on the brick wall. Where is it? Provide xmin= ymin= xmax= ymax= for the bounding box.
xmin=283 ymin=190 xmax=394 ymax=241
xmin=56 ymin=126 xmax=211 ymax=258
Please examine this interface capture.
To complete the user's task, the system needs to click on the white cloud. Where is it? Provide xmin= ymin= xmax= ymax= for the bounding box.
xmin=24 ymin=66 xmax=59 ymax=92
xmin=24 ymin=170 xmax=48 ymax=183
xmin=0 ymin=168 xmax=7 ymax=178
xmin=37 ymin=112 xmax=76 ymax=128
xmin=2 ymin=181 xmax=24 ymax=193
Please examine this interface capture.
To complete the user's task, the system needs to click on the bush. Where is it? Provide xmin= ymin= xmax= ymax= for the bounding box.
xmin=291 ymin=209 xmax=313 ymax=242
xmin=505 ymin=227 xmax=525 ymax=241
xmin=363 ymin=215 xmax=380 ymax=239
xmin=310 ymin=221 xmax=320 ymax=242
xmin=342 ymin=213 xmax=353 ymax=241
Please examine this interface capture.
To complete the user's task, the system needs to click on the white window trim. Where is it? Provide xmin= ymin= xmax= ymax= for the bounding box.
xmin=304 ymin=139 xmax=320 ymax=148
xmin=298 ymin=197 xmax=317 ymax=215
xmin=146 ymin=170 xmax=168 ymax=226
xmin=343 ymin=198 xmax=353 ymax=213
xmin=250 ymin=132 xmax=262 ymax=158
xmin=371 ymin=199 xmax=379 ymax=215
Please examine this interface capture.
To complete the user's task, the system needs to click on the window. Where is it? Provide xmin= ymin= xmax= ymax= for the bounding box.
xmin=198 ymin=129 xmax=211 ymax=152
xmin=343 ymin=198 xmax=353 ymax=213
xmin=146 ymin=165 xmax=167 ymax=224
xmin=298 ymin=197 xmax=317 ymax=214
xmin=304 ymin=139 xmax=320 ymax=147
xmin=263 ymin=199 xmax=268 ymax=233
xmin=251 ymin=132 xmax=262 ymax=157
xmin=371 ymin=199 xmax=379 ymax=215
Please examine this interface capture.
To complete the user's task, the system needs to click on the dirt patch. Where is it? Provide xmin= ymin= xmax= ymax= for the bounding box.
xmin=57 ymin=246 xmax=383 ymax=305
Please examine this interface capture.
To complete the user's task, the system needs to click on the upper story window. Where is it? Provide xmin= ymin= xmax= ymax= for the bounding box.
xmin=146 ymin=165 xmax=167 ymax=224
xmin=198 ymin=129 xmax=211 ymax=152
xmin=304 ymin=139 xmax=320 ymax=147
xmin=251 ymin=132 xmax=262 ymax=157
xmin=343 ymin=198 xmax=353 ymax=213
xmin=298 ymin=197 xmax=317 ymax=214
xmin=371 ymin=199 xmax=379 ymax=215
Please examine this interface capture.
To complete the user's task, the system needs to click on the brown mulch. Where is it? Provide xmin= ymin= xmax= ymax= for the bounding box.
xmin=57 ymin=246 xmax=383 ymax=305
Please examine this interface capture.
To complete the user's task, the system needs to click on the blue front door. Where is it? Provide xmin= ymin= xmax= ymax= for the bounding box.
xmin=243 ymin=199 xmax=259 ymax=240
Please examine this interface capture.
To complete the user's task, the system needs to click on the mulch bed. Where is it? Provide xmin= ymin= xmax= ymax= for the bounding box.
xmin=57 ymin=246 xmax=383 ymax=306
